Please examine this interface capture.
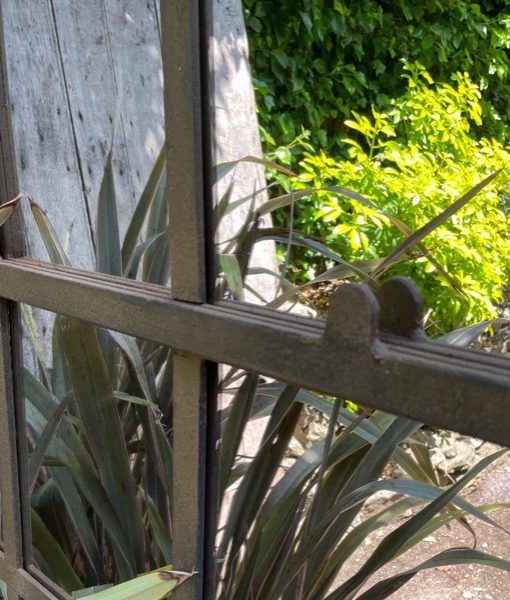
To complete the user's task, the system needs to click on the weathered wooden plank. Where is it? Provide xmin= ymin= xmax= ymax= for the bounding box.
xmin=0 ymin=0 xmax=24 ymax=258
xmin=49 ymin=0 xmax=135 ymax=240
xmin=212 ymin=0 xmax=278 ymax=302
xmin=51 ymin=0 xmax=164 ymax=240
xmin=103 ymin=0 xmax=165 ymax=203
xmin=0 ymin=259 xmax=509 ymax=446
xmin=1 ymin=0 xmax=95 ymax=269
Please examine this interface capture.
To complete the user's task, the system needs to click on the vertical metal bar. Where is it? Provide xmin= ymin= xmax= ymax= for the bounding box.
xmin=0 ymin=300 xmax=24 ymax=586
xmin=163 ymin=0 xmax=206 ymax=303
xmin=171 ymin=354 xmax=207 ymax=598
xmin=161 ymin=1 xmax=215 ymax=598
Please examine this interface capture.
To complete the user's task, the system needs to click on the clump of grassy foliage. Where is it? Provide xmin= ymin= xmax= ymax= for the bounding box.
xmin=9 ymin=139 xmax=509 ymax=600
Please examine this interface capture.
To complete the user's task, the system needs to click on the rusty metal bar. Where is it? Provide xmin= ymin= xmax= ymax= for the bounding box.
xmin=0 ymin=258 xmax=508 ymax=446
xmin=163 ymin=0 xmax=206 ymax=303
xmin=0 ymin=561 xmax=65 ymax=600
xmin=162 ymin=1 xmax=212 ymax=598
xmin=0 ymin=301 xmax=23 ymax=571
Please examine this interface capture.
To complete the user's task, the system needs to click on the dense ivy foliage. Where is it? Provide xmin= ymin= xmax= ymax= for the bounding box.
xmin=244 ymin=0 xmax=510 ymax=152
xmin=273 ymin=67 xmax=510 ymax=331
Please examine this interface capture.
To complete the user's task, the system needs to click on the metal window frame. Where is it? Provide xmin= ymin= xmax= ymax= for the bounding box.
xmin=0 ymin=1 xmax=507 ymax=600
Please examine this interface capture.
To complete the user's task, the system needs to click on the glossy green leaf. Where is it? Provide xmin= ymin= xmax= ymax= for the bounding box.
xmin=220 ymin=254 xmax=245 ymax=300
xmin=369 ymin=170 xmax=501 ymax=281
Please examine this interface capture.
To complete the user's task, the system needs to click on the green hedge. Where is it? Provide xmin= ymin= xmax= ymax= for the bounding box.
xmin=244 ymin=0 xmax=510 ymax=152
xmin=274 ymin=67 xmax=510 ymax=331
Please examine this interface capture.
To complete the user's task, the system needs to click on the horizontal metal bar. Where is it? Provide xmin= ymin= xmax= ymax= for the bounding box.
xmin=0 ymin=563 xmax=64 ymax=600
xmin=0 ymin=258 xmax=509 ymax=445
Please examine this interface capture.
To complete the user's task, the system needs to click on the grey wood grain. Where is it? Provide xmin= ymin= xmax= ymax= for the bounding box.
xmin=103 ymin=0 xmax=164 ymax=204
xmin=51 ymin=0 xmax=164 ymax=240
xmin=1 ymin=0 xmax=95 ymax=269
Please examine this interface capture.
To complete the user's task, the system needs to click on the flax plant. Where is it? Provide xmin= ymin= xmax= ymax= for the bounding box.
xmin=14 ymin=152 xmax=510 ymax=600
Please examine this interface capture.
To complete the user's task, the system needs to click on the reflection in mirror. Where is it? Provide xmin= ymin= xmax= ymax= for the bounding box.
xmin=216 ymin=364 xmax=510 ymax=599
xmin=211 ymin=1 xmax=283 ymax=307
xmin=22 ymin=305 xmax=172 ymax=596
xmin=2 ymin=3 xmax=165 ymax=275
xmin=0 ymin=5 xmax=168 ymax=391
xmin=212 ymin=3 xmax=510 ymax=344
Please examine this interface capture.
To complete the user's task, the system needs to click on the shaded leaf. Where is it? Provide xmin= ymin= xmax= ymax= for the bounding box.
xmin=29 ymin=197 xmax=71 ymax=266
xmin=96 ymin=151 xmax=121 ymax=276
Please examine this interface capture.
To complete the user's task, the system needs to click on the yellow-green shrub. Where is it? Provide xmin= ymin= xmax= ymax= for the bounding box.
xmin=285 ymin=65 xmax=510 ymax=331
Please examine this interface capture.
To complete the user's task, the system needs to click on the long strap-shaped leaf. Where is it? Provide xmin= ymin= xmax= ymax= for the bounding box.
xmin=368 ymin=170 xmax=501 ymax=281
xmin=32 ymin=509 xmax=83 ymax=592
xmin=75 ymin=567 xmax=194 ymax=600
xmin=28 ymin=391 xmax=71 ymax=492
xmin=219 ymin=374 xmax=259 ymax=498
xmin=327 ymin=448 xmax=507 ymax=599
xmin=25 ymin=370 xmax=134 ymax=579
xmin=29 ymin=197 xmax=71 ymax=265
xmin=354 ymin=548 xmax=510 ymax=600
xmin=259 ymin=184 xmax=464 ymax=292
xmin=96 ymin=151 xmax=121 ymax=276
xmin=122 ymin=147 xmax=166 ymax=272
xmin=58 ymin=318 xmax=145 ymax=571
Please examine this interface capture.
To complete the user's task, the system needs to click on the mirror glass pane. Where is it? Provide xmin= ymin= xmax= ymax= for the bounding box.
xmin=1 ymin=4 xmax=167 ymax=285
xmin=22 ymin=305 xmax=172 ymax=595
xmin=215 ymin=362 xmax=510 ymax=598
